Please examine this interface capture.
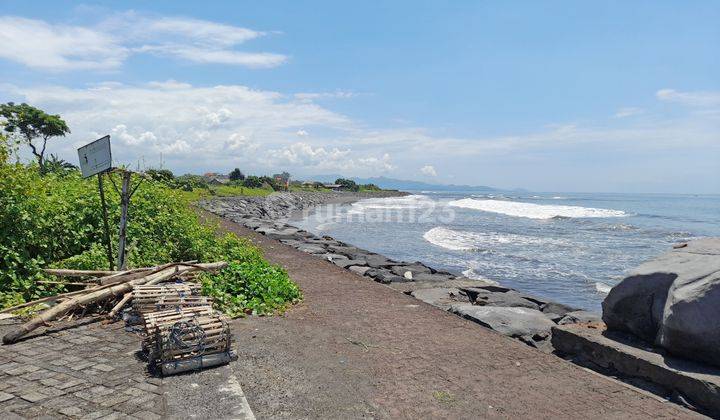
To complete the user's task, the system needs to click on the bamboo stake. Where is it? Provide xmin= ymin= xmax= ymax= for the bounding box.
xmin=2 ymin=262 xmax=226 ymax=344
xmin=108 ymin=293 xmax=132 ymax=318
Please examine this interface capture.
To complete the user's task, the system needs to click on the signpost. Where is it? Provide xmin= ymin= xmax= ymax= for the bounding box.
xmin=78 ymin=136 xmax=114 ymax=270
xmin=78 ymin=135 xmax=143 ymax=270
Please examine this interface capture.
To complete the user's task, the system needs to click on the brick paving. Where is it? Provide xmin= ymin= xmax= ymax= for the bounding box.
xmin=0 ymin=318 xmax=165 ymax=419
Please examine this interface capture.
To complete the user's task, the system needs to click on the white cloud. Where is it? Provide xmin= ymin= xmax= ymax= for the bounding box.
xmin=0 ymin=16 xmax=127 ymax=71
xmin=0 ymin=14 xmax=286 ymax=71
xmin=3 ymin=81 xmax=717 ymax=188
xmin=421 ymin=165 xmax=437 ymax=176
xmin=614 ymin=107 xmax=644 ymax=118
xmin=294 ymin=91 xmax=356 ymax=103
xmin=656 ymin=89 xmax=720 ymax=107
xmin=266 ymin=142 xmax=394 ymax=173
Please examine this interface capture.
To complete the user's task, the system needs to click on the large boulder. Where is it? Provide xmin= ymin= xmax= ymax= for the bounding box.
xmin=602 ymin=238 xmax=720 ymax=367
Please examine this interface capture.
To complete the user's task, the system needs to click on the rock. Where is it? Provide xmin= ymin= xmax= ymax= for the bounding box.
xmin=603 ymin=238 xmax=720 ymax=368
xmin=655 ymin=239 xmax=720 ymax=367
xmin=364 ymin=254 xmax=397 ymax=268
xmin=334 ymin=259 xmax=367 ymax=269
xmin=349 ymin=266 xmax=371 ymax=276
xmin=558 ymin=310 xmax=601 ymax=325
xmin=460 ymin=288 xmax=540 ymax=310
xmin=412 ymin=273 xmax=455 ymax=282
xmin=411 ymin=288 xmax=471 ymax=310
xmin=296 ymin=244 xmax=327 ymax=254
xmin=451 ymin=304 xmax=555 ymax=343
xmin=390 ymin=263 xmax=432 ymax=277
xmin=541 ymin=302 xmax=578 ymax=322
xmin=319 ymin=253 xmax=347 ymax=261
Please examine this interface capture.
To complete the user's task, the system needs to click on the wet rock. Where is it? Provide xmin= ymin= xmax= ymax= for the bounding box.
xmin=364 ymin=254 xmax=397 ymax=268
xmin=296 ymin=244 xmax=327 ymax=254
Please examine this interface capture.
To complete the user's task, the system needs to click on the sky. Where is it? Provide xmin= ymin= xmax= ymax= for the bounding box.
xmin=0 ymin=1 xmax=718 ymax=193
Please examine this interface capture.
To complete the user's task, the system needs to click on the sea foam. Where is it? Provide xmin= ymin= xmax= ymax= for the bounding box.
xmin=422 ymin=227 xmax=567 ymax=251
xmin=447 ymin=198 xmax=627 ymax=219
xmin=348 ymin=194 xmax=433 ymax=215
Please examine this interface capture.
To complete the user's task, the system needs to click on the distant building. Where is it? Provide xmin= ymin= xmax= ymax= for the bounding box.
xmin=323 ymin=183 xmax=343 ymax=191
xmin=204 ymin=173 xmax=230 ymax=185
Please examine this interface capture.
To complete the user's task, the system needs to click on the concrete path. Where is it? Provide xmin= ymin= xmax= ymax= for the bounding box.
xmin=211 ymin=214 xmax=701 ymax=419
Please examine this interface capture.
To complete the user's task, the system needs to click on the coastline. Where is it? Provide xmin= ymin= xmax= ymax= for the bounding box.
xmin=201 ymin=191 xmax=600 ymax=352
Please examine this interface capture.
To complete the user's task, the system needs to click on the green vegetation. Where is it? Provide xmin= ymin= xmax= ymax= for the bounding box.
xmin=0 ymin=163 xmax=301 ymax=315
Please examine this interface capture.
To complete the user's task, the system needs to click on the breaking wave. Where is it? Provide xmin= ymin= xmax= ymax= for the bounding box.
xmin=595 ymin=282 xmax=612 ymax=294
xmin=348 ymin=195 xmax=434 ymax=215
xmin=422 ymin=227 xmax=567 ymax=251
xmin=448 ymin=198 xmax=627 ymax=219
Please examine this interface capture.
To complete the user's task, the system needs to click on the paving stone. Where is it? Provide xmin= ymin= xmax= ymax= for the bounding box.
xmin=39 ymin=377 xmax=62 ymax=387
xmin=7 ymin=364 xmax=41 ymax=376
xmin=59 ymin=406 xmax=86 ymax=417
xmin=93 ymin=363 xmax=115 ymax=372
xmin=99 ymin=393 xmax=133 ymax=408
xmin=0 ymin=391 xmax=15 ymax=402
xmin=79 ymin=409 xmax=113 ymax=420
xmin=135 ymin=382 xmax=160 ymax=394
xmin=131 ymin=410 xmax=162 ymax=420
xmin=19 ymin=391 xmax=46 ymax=403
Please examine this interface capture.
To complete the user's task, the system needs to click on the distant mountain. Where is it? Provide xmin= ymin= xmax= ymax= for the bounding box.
xmin=309 ymin=175 xmax=497 ymax=192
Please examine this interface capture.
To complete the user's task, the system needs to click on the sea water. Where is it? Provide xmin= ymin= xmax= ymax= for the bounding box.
xmin=294 ymin=192 xmax=720 ymax=312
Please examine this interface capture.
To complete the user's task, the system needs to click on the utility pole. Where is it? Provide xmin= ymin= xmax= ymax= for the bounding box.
xmin=117 ymin=170 xmax=131 ymax=270
xmin=97 ymin=173 xmax=113 ymax=270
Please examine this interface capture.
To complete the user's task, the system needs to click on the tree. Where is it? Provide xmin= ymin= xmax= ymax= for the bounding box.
xmin=146 ymin=168 xmax=175 ymax=183
xmin=335 ymin=178 xmax=359 ymax=192
xmin=229 ymin=168 xmax=245 ymax=181
xmin=0 ymin=103 xmax=70 ymax=174
xmin=44 ymin=154 xmax=78 ymax=175
xmin=242 ymin=175 xmax=263 ymax=188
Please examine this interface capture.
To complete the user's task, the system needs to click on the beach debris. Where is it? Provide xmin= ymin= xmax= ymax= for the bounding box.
xmin=142 ymin=305 xmax=235 ymax=375
xmin=2 ymin=261 xmax=226 ymax=344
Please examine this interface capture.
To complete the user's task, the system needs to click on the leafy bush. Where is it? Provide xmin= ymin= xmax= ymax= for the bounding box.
xmin=200 ymin=261 xmax=301 ymax=317
xmin=0 ymin=164 xmax=301 ymax=316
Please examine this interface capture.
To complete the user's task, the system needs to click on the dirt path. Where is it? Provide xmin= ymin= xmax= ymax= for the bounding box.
xmin=209 ymin=213 xmax=699 ymax=419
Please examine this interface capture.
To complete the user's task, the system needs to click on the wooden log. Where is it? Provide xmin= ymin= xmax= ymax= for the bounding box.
xmin=2 ymin=262 xmax=226 ymax=344
xmin=43 ymin=269 xmax=119 ymax=278
xmin=0 ymin=289 xmax=89 ymax=314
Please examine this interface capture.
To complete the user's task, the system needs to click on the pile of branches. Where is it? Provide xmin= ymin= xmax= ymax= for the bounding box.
xmin=1 ymin=262 xmax=226 ymax=344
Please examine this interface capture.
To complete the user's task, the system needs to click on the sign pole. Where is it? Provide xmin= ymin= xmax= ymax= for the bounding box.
xmin=97 ymin=173 xmax=114 ymax=270
xmin=117 ymin=170 xmax=131 ymax=270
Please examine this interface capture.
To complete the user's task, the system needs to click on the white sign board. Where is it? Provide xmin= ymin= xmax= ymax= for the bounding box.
xmin=78 ymin=135 xmax=112 ymax=178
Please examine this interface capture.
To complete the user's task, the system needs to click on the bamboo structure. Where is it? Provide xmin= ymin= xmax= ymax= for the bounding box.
xmin=132 ymin=283 xmax=210 ymax=314
xmin=141 ymin=306 xmax=232 ymax=366
xmin=2 ymin=262 xmax=226 ymax=344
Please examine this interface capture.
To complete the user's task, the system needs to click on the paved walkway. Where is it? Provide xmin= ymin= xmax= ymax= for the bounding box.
xmin=212 ymin=214 xmax=701 ymax=419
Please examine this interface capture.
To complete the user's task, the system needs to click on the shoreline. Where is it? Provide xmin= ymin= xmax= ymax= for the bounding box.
xmin=201 ymin=191 xmax=600 ymax=352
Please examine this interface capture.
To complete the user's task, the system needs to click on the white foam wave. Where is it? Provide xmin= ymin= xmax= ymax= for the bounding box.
xmin=461 ymin=268 xmax=500 ymax=285
xmin=348 ymin=195 xmax=434 ymax=215
xmin=595 ymin=282 xmax=612 ymax=294
xmin=422 ymin=227 xmax=567 ymax=251
xmin=448 ymin=198 xmax=627 ymax=219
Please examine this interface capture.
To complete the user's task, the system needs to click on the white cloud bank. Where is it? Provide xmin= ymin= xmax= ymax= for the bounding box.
xmin=421 ymin=165 xmax=437 ymax=177
xmin=2 ymin=81 xmax=718 ymax=191
xmin=0 ymin=14 xmax=286 ymax=71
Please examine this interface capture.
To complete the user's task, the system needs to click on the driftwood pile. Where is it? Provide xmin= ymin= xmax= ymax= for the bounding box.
xmin=1 ymin=262 xmax=226 ymax=344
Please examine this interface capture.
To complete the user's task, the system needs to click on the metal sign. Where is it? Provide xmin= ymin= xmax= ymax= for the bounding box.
xmin=78 ymin=135 xmax=112 ymax=178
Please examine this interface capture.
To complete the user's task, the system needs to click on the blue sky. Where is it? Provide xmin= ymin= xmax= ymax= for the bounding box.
xmin=1 ymin=1 xmax=718 ymax=193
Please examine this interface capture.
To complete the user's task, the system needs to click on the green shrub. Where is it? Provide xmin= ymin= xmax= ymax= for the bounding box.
xmin=0 ymin=164 xmax=301 ymax=316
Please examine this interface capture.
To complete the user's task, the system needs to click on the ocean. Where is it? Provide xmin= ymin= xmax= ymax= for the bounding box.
xmin=294 ymin=191 xmax=720 ymax=312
